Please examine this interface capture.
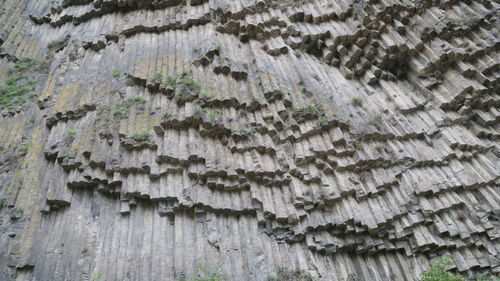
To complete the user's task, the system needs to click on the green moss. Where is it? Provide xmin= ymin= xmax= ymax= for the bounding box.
xmin=300 ymin=105 xmax=317 ymax=112
xmin=68 ymin=129 xmax=77 ymax=136
xmin=19 ymin=146 xmax=29 ymax=152
xmin=112 ymin=69 xmax=121 ymax=78
xmin=133 ymin=95 xmax=144 ymax=101
xmin=91 ymin=272 xmax=103 ymax=281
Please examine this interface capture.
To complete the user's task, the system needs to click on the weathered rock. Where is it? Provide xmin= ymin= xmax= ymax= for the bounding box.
xmin=0 ymin=0 xmax=499 ymax=280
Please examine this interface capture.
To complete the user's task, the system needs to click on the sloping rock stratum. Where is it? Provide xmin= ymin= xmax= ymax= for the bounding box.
xmin=0 ymin=0 xmax=499 ymax=280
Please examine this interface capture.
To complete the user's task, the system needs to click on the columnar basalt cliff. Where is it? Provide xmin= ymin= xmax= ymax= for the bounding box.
xmin=0 ymin=0 xmax=499 ymax=280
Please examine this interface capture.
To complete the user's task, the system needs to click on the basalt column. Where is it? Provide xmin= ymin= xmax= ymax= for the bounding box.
xmin=0 ymin=0 xmax=499 ymax=280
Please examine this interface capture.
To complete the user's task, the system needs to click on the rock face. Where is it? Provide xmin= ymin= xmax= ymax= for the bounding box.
xmin=0 ymin=0 xmax=499 ymax=280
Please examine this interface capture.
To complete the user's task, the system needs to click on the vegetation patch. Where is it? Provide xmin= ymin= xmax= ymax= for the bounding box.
xmin=166 ymin=75 xmax=177 ymax=87
xmin=300 ymin=105 xmax=317 ymax=112
xmin=103 ymin=96 xmax=146 ymax=118
xmin=0 ymin=196 xmax=6 ymax=209
xmin=209 ymin=109 xmax=221 ymax=122
xmin=112 ymin=69 xmax=121 ymax=78
xmin=419 ymin=257 xmax=499 ymax=281
xmin=68 ymin=129 xmax=77 ymax=136
xmin=180 ymin=263 xmax=228 ymax=281
xmin=317 ymin=187 xmax=326 ymax=198
xmin=175 ymin=72 xmax=201 ymax=100
xmin=112 ymin=107 xmax=128 ymax=116
xmin=132 ymin=132 xmax=150 ymax=141
xmin=419 ymin=257 xmax=464 ymax=281
xmin=0 ymin=57 xmax=47 ymax=110
xmin=202 ymin=92 xmax=214 ymax=99
xmin=315 ymin=116 xmax=329 ymax=128
xmin=193 ymin=106 xmax=203 ymax=117
xmin=152 ymin=72 xmax=162 ymax=84
xmin=267 ymin=267 xmax=316 ymax=281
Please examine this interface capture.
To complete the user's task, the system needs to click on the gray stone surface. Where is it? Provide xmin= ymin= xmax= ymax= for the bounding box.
xmin=0 ymin=0 xmax=499 ymax=280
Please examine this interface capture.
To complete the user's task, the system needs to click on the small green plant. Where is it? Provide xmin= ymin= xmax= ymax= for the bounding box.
xmin=209 ymin=110 xmax=218 ymax=122
xmin=177 ymin=74 xmax=201 ymax=93
xmin=202 ymin=93 xmax=214 ymax=99
xmin=301 ymin=105 xmax=317 ymax=112
xmin=68 ymin=129 xmax=77 ymax=136
xmin=193 ymin=107 xmax=203 ymax=117
xmin=317 ymin=187 xmax=326 ymax=198
xmin=112 ymin=69 xmax=121 ymax=78
xmin=0 ymin=196 xmax=7 ymax=208
xmin=132 ymin=132 xmax=150 ymax=142
xmin=166 ymin=75 xmax=177 ymax=87
xmin=152 ymin=72 xmax=162 ymax=84
xmin=112 ymin=107 xmax=128 ymax=116
xmin=91 ymin=272 xmax=103 ymax=281
xmin=14 ymin=58 xmax=36 ymax=71
xmin=0 ymin=72 xmax=38 ymax=110
xmin=107 ymin=96 xmax=146 ymax=118
xmin=19 ymin=146 xmax=29 ymax=152
xmin=184 ymin=263 xmax=228 ymax=281
xmin=268 ymin=267 xmax=315 ymax=281
xmin=316 ymin=116 xmax=329 ymax=128
xmin=419 ymin=257 xmax=465 ymax=281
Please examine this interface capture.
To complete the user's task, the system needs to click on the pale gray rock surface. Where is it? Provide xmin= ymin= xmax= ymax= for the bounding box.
xmin=0 ymin=0 xmax=499 ymax=280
